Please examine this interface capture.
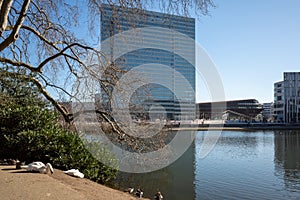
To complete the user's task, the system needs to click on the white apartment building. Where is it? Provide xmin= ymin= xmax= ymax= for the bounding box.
xmin=274 ymin=81 xmax=284 ymax=122
xmin=274 ymin=72 xmax=300 ymax=123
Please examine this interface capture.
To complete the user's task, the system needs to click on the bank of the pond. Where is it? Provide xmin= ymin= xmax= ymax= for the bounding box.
xmin=0 ymin=165 xmax=149 ymax=200
xmin=167 ymin=123 xmax=300 ymax=131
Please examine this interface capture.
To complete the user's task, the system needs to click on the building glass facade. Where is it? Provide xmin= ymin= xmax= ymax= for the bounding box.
xmin=100 ymin=4 xmax=195 ymax=120
xmin=274 ymin=72 xmax=300 ymax=123
xmin=274 ymin=81 xmax=284 ymax=122
xmin=196 ymin=99 xmax=263 ymax=121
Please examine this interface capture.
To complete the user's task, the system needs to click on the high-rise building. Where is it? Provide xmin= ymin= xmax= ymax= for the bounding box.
xmin=274 ymin=72 xmax=300 ymax=123
xmin=100 ymin=4 xmax=195 ymax=120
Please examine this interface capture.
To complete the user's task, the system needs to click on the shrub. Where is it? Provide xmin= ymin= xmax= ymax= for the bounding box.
xmin=14 ymin=127 xmax=118 ymax=183
xmin=0 ymin=73 xmax=118 ymax=184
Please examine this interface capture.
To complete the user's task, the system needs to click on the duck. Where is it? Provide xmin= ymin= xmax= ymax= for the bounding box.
xmin=154 ymin=191 xmax=163 ymax=200
xmin=64 ymin=169 xmax=84 ymax=178
xmin=135 ymin=187 xmax=143 ymax=198
xmin=22 ymin=161 xmax=54 ymax=174
xmin=124 ymin=187 xmax=134 ymax=194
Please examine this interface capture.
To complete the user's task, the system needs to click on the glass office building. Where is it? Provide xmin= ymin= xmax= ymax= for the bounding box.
xmin=100 ymin=4 xmax=195 ymax=120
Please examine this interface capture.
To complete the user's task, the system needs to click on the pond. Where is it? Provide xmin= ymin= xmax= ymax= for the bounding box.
xmin=111 ymin=130 xmax=300 ymax=200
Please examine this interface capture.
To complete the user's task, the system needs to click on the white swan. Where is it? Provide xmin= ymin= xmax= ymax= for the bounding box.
xmin=22 ymin=161 xmax=54 ymax=174
xmin=64 ymin=169 xmax=84 ymax=178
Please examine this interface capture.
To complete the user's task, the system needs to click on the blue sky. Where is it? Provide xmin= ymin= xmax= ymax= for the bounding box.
xmin=74 ymin=1 xmax=300 ymax=104
xmin=195 ymin=0 xmax=300 ymax=103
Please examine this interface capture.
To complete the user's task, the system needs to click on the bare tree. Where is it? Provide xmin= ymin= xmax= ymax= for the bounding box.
xmin=0 ymin=0 xmax=214 ymax=151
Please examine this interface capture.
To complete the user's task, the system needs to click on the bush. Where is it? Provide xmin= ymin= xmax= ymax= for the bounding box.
xmin=13 ymin=127 xmax=118 ymax=183
xmin=0 ymin=74 xmax=118 ymax=184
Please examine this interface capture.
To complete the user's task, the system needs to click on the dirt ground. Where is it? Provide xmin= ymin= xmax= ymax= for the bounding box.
xmin=0 ymin=165 xmax=149 ymax=200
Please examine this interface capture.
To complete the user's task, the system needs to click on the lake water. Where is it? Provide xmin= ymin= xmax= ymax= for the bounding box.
xmin=113 ymin=130 xmax=300 ymax=200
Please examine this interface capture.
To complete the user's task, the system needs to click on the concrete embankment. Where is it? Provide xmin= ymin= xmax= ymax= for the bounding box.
xmin=167 ymin=123 xmax=300 ymax=131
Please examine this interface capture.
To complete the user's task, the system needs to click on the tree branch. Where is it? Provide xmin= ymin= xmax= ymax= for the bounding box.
xmin=36 ymin=42 xmax=99 ymax=72
xmin=0 ymin=0 xmax=13 ymax=36
xmin=38 ymin=74 xmax=75 ymax=98
xmin=96 ymin=110 xmax=122 ymax=135
xmin=20 ymin=25 xmax=61 ymax=50
xmin=0 ymin=57 xmax=41 ymax=72
xmin=0 ymin=0 xmax=31 ymax=52
xmin=2 ymin=71 xmax=72 ymax=122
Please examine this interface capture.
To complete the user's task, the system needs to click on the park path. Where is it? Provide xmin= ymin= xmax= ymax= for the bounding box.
xmin=0 ymin=165 xmax=147 ymax=200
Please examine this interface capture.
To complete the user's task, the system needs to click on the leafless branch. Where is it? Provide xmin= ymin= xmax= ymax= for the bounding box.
xmin=0 ymin=0 xmax=215 ymax=152
xmin=0 ymin=57 xmax=40 ymax=72
xmin=0 ymin=0 xmax=13 ymax=36
xmin=0 ymin=0 xmax=31 ymax=52
xmin=1 ymin=71 xmax=72 ymax=122
xmin=37 ymin=42 xmax=100 ymax=72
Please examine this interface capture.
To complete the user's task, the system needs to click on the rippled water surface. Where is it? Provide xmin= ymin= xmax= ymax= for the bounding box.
xmin=114 ymin=130 xmax=300 ymax=200
xmin=195 ymin=130 xmax=300 ymax=200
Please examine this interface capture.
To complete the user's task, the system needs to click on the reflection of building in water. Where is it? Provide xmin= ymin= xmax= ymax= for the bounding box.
xmin=112 ymin=142 xmax=195 ymax=200
xmin=274 ymin=131 xmax=300 ymax=191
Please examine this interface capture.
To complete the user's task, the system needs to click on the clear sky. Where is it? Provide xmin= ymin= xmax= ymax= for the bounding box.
xmin=195 ymin=0 xmax=300 ymax=103
xmin=73 ymin=1 xmax=300 ymax=104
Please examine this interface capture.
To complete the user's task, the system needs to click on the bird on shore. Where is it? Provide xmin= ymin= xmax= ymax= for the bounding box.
xmin=22 ymin=161 xmax=54 ymax=174
xmin=124 ymin=187 xmax=134 ymax=194
xmin=2 ymin=158 xmax=19 ymax=165
xmin=154 ymin=191 xmax=163 ymax=200
xmin=135 ymin=187 xmax=143 ymax=198
xmin=64 ymin=169 xmax=84 ymax=178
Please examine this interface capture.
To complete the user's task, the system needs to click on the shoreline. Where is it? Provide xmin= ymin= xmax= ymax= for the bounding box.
xmin=166 ymin=123 xmax=300 ymax=131
xmin=0 ymin=165 xmax=149 ymax=200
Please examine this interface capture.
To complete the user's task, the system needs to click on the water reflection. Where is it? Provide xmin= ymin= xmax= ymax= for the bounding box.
xmin=197 ymin=131 xmax=259 ymax=159
xmin=111 ymin=142 xmax=195 ymax=200
xmin=274 ymin=130 xmax=300 ymax=192
xmin=195 ymin=131 xmax=300 ymax=200
xmin=111 ymin=131 xmax=300 ymax=200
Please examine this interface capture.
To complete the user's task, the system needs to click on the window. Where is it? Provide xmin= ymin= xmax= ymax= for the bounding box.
xmin=278 ymin=96 xmax=282 ymax=101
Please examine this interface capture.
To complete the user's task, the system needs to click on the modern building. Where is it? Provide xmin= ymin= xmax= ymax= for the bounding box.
xmin=262 ymin=102 xmax=274 ymax=122
xmin=274 ymin=72 xmax=300 ymax=123
xmin=100 ymin=4 xmax=195 ymax=120
xmin=196 ymin=99 xmax=263 ymax=121
xmin=273 ymin=81 xmax=285 ymax=122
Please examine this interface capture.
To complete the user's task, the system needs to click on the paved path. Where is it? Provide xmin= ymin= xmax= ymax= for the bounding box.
xmin=0 ymin=165 xmax=146 ymax=200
